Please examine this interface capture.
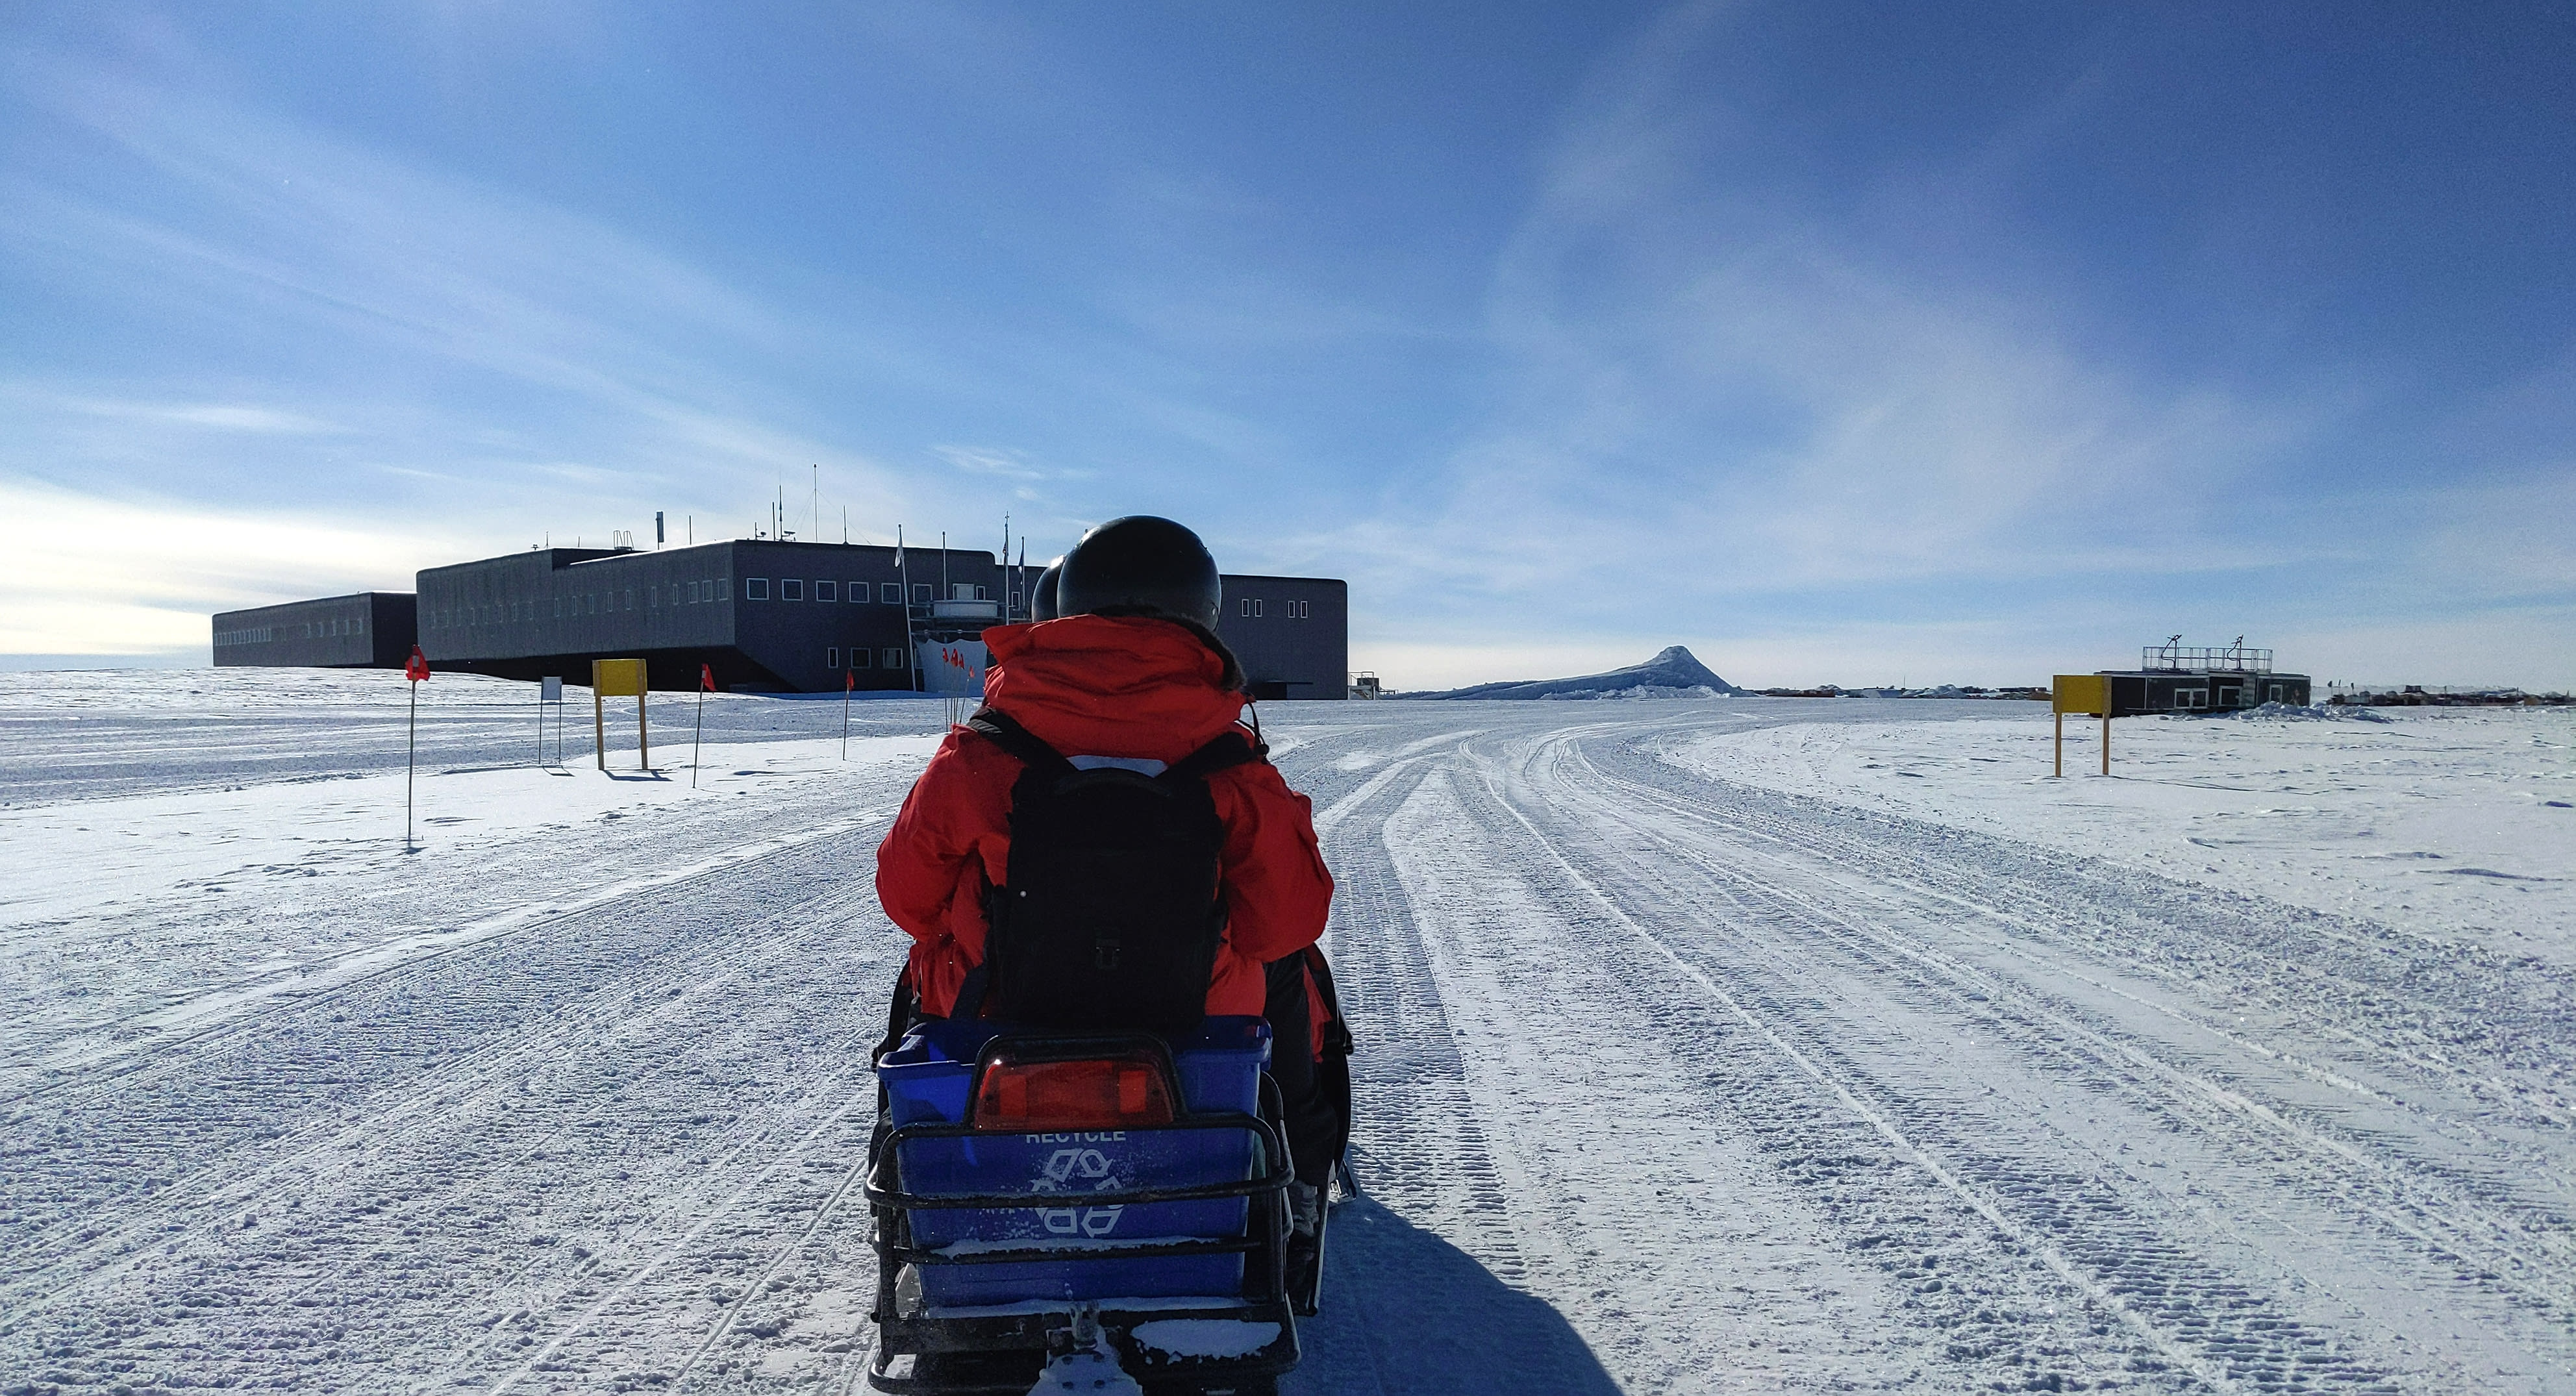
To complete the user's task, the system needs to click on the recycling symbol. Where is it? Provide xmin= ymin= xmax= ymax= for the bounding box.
xmin=1033 ymin=1149 xmax=1124 ymax=1237
xmin=1042 ymin=1149 xmax=1114 ymax=1185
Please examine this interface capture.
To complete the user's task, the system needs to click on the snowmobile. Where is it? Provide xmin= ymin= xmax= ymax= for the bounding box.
xmin=864 ymin=1015 xmax=1322 ymax=1395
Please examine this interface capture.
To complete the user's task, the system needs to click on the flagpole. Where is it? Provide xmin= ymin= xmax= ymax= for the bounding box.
xmin=899 ymin=525 xmax=920 ymax=693
xmin=692 ymin=664 xmax=708 ymax=788
xmin=842 ymin=669 xmax=853 ymax=760
xmin=402 ymin=645 xmax=427 ymax=850
xmin=406 ymin=678 xmax=417 ymax=850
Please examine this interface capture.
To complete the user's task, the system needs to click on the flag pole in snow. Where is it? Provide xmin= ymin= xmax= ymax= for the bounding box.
xmin=694 ymin=662 xmax=712 ymax=788
xmin=403 ymin=645 xmax=429 ymax=849
xmin=898 ymin=525 xmax=919 ymax=692
xmin=842 ymin=668 xmax=853 ymax=760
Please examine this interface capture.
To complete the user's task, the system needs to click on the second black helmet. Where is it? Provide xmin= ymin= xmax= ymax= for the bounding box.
xmin=1029 ymin=559 xmax=1065 ymax=622
xmin=1057 ymin=516 xmax=1221 ymax=631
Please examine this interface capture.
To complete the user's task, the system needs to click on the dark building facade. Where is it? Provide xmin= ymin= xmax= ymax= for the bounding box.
xmin=212 ymin=592 xmax=418 ymax=669
xmin=2097 ymin=668 xmax=2311 ymax=715
xmin=416 ymin=542 xmax=1008 ymax=692
xmin=2094 ymin=644 xmax=2309 ymax=715
xmin=391 ymin=542 xmax=1349 ymax=697
xmin=1213 ymin=574 xmax=1349 ymax=701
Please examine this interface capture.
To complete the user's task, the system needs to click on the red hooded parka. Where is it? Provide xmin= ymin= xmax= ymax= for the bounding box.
xmin=875 ymin=614 xmax=1336 ymax=1025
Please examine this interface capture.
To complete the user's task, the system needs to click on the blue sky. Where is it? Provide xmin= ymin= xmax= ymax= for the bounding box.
xmin=4 ymin=2 xmax=2571 ymax=688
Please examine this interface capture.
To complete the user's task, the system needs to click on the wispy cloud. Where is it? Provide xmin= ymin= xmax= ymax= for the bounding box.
xmin=0 ymin=42 xmax=969 ymax=651
xmin=37 ymin=392 xmax=342 ymax=434
xmin=0 ymin=479 xmax=478 ymax=654
xmin=933 ymin=445 xmax=1064 ymax=483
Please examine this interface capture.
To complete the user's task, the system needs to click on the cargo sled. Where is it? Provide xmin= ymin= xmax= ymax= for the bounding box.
xmin=864 ymin=1016 xmax=1312 ymax=1395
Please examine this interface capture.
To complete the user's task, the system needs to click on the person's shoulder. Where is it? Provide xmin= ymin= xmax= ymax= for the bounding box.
xmin=930 ymin=721 xmax=1038 ymax=785
xmin=1206 ymin=743 xmax=1297 ymax=795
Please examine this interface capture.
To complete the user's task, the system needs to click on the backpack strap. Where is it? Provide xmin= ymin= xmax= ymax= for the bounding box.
xmin=962 ymin=705 xmax=1073 ymax=775
xmin=1163 ymin=728 xmax=1263 ymax=784
xmin=971 ymin=703 xmax=1262 ymax=785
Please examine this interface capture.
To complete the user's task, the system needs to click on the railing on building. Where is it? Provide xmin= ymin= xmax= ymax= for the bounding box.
xmin=2139 ymin=636 xmax=2273 ymax=673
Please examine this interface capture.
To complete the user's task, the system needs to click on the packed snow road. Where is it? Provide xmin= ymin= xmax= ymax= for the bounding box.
xmin=3 ymin=673 xmax=2572 ymax=1393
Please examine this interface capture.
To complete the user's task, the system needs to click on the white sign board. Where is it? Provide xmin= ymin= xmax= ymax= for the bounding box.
xmin=918 ymin=640 xmax=989 ymax=696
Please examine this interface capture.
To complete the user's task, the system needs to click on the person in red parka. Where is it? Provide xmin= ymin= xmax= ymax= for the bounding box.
xmin=875 ymin=518 xmax=1347 ymax=1263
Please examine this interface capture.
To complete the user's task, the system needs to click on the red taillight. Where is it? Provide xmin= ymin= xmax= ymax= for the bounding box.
xmin=972 ymin=1051 xmax=1177 ymax=1132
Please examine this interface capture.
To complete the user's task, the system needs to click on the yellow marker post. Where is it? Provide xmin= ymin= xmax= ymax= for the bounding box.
xmin=593 ymin=658 xmax=649 ymax=771
xmin=2053 ymin=675 xmax=2112 ymax=777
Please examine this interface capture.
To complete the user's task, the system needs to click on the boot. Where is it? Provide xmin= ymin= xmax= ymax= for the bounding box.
xmin=1284 ymin=1180 xmax=1323 ymax=1314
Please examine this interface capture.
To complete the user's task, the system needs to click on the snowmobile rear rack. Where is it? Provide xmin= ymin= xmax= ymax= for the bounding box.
xmin=866 ymin=1105 xmax=1298 ymax=1393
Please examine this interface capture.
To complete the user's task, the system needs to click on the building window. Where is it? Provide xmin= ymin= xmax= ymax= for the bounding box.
xmin=1241 ymin=599 xmax=1264 ymax=617
xmin=827 ymin=647 xmax=841 ymax=668
xmin=883 ymin=647 xmax=907 ymax=669
xmin=852 ymin=648 xmax=871 ymax=667
xmin=624 ymin=589 xmax=634 ymax=610
xmin=586 ymin=594 xmax=597 ymax=614
xmin=974 ymin=584 xmax=989 ymax=600
xmin=816 ymin=580 xmax=836 ymax=602
xmin=745 ymin=578 xmax=770 ymax=600
xmin=881 ymin=582 xmax=901 ymax=604
xmin=912 ymin=584 xmax=932 ymax=605
xmin=782 ymin=578 xmax=804 ymax=601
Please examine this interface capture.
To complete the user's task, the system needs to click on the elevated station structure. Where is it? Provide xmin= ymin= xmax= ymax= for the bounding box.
xmin=216 ymin=542 xmax=1348 ymax=697
xmin=2093 ymin=638 xmax=2310 ymax=714
xmin=209 ymin=592 xmax=418 ymax=670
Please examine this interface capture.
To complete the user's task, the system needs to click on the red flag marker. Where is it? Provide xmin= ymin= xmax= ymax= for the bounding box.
xmin=402 ymin=646 xmax=427 ymax=847
xmin=700 ymin=662 xmax=716 ymax=692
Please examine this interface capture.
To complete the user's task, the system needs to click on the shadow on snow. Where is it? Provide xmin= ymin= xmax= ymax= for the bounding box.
xmin=1286 ymin=1197 xmax=1618 ymax=1395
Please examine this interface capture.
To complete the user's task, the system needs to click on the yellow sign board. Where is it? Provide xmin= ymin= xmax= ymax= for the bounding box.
xmin=2053 ymin=674 xmax=2109 ymax=716
xmin=593 ymin=658 xmax=647 ymax=697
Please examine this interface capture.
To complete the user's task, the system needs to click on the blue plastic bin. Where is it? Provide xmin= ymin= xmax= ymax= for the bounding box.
xmin=877 ymin=1016 xmax=1271 ymax=1304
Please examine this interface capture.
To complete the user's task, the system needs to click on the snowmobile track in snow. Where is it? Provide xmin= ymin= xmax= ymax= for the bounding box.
xmin=1479 ymin=734 xmax=2385 ymax=1391
xmin=2 ymin=815 xmax=905 ymax=1391
xmin=8 ymin=696 xmax=2575 ymax=1394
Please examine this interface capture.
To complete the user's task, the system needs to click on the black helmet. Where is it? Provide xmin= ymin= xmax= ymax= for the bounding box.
xmin=1057 ymin=516 xmax=1221 ymax=631
xmin=1029 ymin=559 xmax=1065 ymax=621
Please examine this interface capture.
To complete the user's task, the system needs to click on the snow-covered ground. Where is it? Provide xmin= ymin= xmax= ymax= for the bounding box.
xmin=4 ymin=675 xmax=2573 ymax=1393
xmin=1667 ymin=706 xmax=2576 ymax=966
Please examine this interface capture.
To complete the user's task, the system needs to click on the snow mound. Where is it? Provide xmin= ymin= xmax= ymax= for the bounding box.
xmin=1128 ymin=1317 xmax=1282 ymax=1359
xmin=1409 ymin=646 xmax=1736 ymax=700
xmin=2222 ymin=701 xmax=2392 ymax=723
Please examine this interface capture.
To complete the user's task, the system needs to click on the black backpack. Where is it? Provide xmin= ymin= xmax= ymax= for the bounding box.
xmin=963 ymin=706 xmax=1262 ymax=1029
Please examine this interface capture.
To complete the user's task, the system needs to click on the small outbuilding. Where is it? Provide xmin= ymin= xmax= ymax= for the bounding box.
xmin=2095 ymin=639 xmax=2309 ymax=716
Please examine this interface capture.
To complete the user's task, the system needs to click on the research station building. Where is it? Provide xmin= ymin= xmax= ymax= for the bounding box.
xmin=2094 ymin=642 xmax=2310 ymax=715
xmin=216 ymin=540 xmax=1349 ymax=698
xmin=208 ymin=592 xmax=419 ymax=671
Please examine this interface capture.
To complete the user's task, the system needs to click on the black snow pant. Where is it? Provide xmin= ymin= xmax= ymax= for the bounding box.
xmin=1264 ymin=948 xmax=1355 ymax=1188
